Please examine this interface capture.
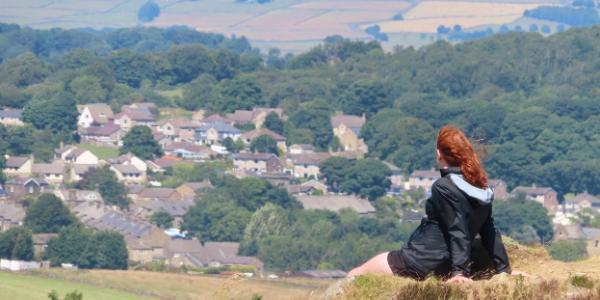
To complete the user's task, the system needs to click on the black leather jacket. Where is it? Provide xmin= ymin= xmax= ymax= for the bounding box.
xmin=400 ymin=168 xmax=511 ymax=278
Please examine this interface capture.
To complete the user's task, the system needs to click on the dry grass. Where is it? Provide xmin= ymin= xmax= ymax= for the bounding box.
xmin=29 ymin=269 xmax=332 ymax=300
xmin=404 ymin=1 xmax=541 ymax=19
xmin=332 ymin=239 xmax=600 ymax=300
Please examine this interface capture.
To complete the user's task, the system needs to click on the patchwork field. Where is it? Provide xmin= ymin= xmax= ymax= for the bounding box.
xmin=0 ymin=0 xmax=563 ymax=51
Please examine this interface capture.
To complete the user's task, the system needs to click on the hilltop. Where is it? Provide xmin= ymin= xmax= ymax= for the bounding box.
xmin=329 ymin=239 xmax=600 ymax=300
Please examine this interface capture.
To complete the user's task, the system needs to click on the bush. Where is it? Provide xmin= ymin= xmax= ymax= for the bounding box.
xmin=547 ymin=239 xmax=588 ymax=262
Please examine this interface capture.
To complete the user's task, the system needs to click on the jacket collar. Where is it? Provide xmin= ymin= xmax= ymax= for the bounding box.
xmin=440 ymin=167 xmax=493 ymax=204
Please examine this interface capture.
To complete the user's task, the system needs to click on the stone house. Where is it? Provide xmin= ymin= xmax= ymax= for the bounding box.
xmin=489 ymin=179 xmax=509 ymax=200
xmin=0 ymin=203 xmax=25 ymax=231
xmin=239 ymin=128 xmax=287 ymax=152
xmin=408 ymin=169 xmax=440 ymax=192
xmin=4 ymin=156 xmax=33 ymax=177
xmin=163 ymin=142 xmax=215 ymax=161
xmin=110 ymin=164 xmax=145 ymax=184
xmin=0 ymin=109 xmax=24 ymax=126
xmin=582 ymin=227 xmax=600 ymax=256
xmin=5 ymin=177 xmax=49 ymax=199
xmin=233 ymin=153 xmax=283 ymax=175
xmin=564 ymin=192 xmax=600 ymax=213
xmin=55 ymin=146 xmax=99 ymax=165
xmin=287 ymin=153 xmax=331 ymax=179
xmin=512 ymin=185 xmax=559 ymax=214
xmin=156 ymin=118 xmax=201 ymax=142
xmin=78 ymin=123 xmax=124 ymax=146
xmin=164 ymin=239 xmax=264 ymax=270
xmin=32 ymin=161 xmax=66 ymax=184
xmin=113 ymin=107 xmax=156 ymax=131
xmin=194 ymin=122 xmax=241 ymax=145
xmin=288 ymin=144 xmax=315 ymax=155
xmin=330 ymin=114 xmax=368 ymax=154
xmin=77 ymin=103 xmax=114 ymax=129
xmin=176 ymin=181 xmax=213 ymax=201
xmin=32 ymin=233 xmax=58 ymax=259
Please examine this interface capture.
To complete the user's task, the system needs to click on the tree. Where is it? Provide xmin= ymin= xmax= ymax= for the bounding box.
xmin=69 ymin=75 xmax=108 ymax=103
xmin=239 ymin=203 xmax=289 ymax=255
xmin=263 ymin=112 xmax=284 ymax=135
xmin=0 ymin=52 xmax=49 ymax=87
xmin=77 ymin=166 xmax=130 ymax=208
xmin=120 ymin=125 xmax=163 ymax=160
xmin=138 ymin=1 xmax=160 ymax=22
xmin=214 ymin=76 xmax=264 ymax=112
xmin=250 ymin=134 xmax=278 ymax=154
xmin=339 ymin=79 xmax=391 ymax=117
xmin=182 ymin=196 xmax=252 ymax=242
xmin=166 ymin=45 xmax=215 ymax=84
xmin=221 ymin=137 xmax=244 ymax=153
xmin=151 ymin=211 xmax=174 ymax=228
xmin=0 ymin=226 xmax=33 ymax=260
xmin=24 ymin=194 xmax=76 ymax=233
xmin=493 ymin=195 xmax=554 ymax=244
xmin=45 ymin=226 xmax=128 ymax=269
xmin=319 ymin=157 xmax=353 ymax=192
xmin=288 ymin=102 xmax=333 ymax=150
xmin=340 ymin=159 xmax=392 ymax=200
xmin=23 ymin=92 xmax=78 ymax=135
xmin=548 ymin=239 xmax=588 ymax=262
xmin=180 ymin=74 xmax=216 ymax=110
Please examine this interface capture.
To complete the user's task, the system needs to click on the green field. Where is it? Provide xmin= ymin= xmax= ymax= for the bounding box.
xmin=0 ymin=271 xmax=144 ymax=300
xmin=78 ymin=144 xmax=120 ymax=160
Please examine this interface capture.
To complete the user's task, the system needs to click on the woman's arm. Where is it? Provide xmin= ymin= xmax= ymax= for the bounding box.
xmin=479 ymin=215 xmax=511 ymax=274
xmin=431 ymin=183 xmax=472 ymax=277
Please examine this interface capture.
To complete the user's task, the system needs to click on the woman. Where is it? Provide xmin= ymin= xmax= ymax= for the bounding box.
xmin=348 ymin=126 xmax=515 ymax=283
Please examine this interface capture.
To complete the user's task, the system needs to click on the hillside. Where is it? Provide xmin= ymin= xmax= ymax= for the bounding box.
xmin=329 ymin=240 xmax=600 ymax=299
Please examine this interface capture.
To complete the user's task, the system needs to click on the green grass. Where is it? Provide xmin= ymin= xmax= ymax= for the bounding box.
xmin=0 ymin=271 xmax=146 ymax=300
xmin=78 ymin=143 xmax=119 ymax=160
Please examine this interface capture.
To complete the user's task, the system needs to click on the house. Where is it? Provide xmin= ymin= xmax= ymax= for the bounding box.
xmin=226 ymin=107 xmax=284 ymax=128
xmin=110 ymin=164 xmax=145 ymax=184
xmin=0 ymin=109 xmax=24 ymax=126
xmin=331 ymin=114 xmax=368 ymax=154
xmin=512 ymin=185 xmax=559 ymax=214
xmin=287 ymin=153 xmax=331 ymax=179
xmin=164 ymin=239 xmax=264 ymax=270
xmin=489 ymin=179 xmax=509 ymax=200
xmin=258 ymin=172 xmax=294 ymax=188
xmin=233 ymin=153 xmax=283 ymax=175
xmin=582 ymin=227 xmax=600 ymax=256
xmin=301 ymin=179 xmax=328 ymax=194
xmin=194 ymin=122 xmax=241 ymax=145
xmin=553 ymin=224 xmax=585 ymax=241
xmin=32 ymin=161 xmax=66 ymax=184
xmin=4 ymin=156 xmax=33 ymax=177
xmin=146 ymin=155 xmax=183 ymax=173
xmin=156 ymin=118 xmax=201 ymax=142
xmin=408 ymin=169 xmax=440 ymax=192
xmin=32 ymin=233 xmax=58 ymax=259
xmin=296 ymin=195 xmax=376 ymax=216
xmin=55 ymin=146 xmax=99 ymax=165
xmin=131 ymin=198 xmax=194 ymax=224
xmin=288 ymin=144 xmax=315 ymax=155
xmin=109 ymin=153 xmax=148 ymax=172
xmin=78 ymin=123 xmax=124 ymax=146
xmin=113 ymin=108 xmax=156 ymax=131
xmin=163 ymin=142 xmax=215 ymax=161
xmin=54 ymin=189 xmax=103 ymax=207
xmin=564 ymin=192 xmax=600 ymax=213
xmin=138 ymin=188 xmax=183 ymax=202
xmin=69 ymin=164 xmax=96 ymax=182
xmin=126 ymin=227 xmax=169 ymax=263
xmin=5 ymin=177 xmax=49 ymax=198
xmin=0 ymin=203 xmax=25 ymax=231
xmin=77 ymin=103 xmax=114 ymax=128
xmin=239 ymin=128 xmax=287 ymax=152
xmin=176 ymin=181 xmax=213 ymax=200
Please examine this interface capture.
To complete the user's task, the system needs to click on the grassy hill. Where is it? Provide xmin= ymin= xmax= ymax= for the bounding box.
xmin=330 ymin=239 xmax=600 ymax=300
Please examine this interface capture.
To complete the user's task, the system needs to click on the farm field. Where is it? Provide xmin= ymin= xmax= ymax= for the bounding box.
xmin=0 ymin=269 xmax=332 ymax=300
xmin=0 ymin=0 xmax=563 ymax=51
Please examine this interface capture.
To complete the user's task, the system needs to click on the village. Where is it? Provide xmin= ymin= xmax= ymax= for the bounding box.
xmin=0 ymin=103 xmax=598 ymax=278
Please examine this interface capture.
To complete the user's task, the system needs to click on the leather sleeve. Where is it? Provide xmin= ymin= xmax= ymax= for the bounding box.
xmin=480 ymin=214 xmax=511 ymax=274
xmin=431 ymin=182 xmax=471 ymax=276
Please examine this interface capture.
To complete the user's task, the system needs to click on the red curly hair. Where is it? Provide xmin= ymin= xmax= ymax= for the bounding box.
xmin=437 ymin=126 xmax=488 ymax=189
